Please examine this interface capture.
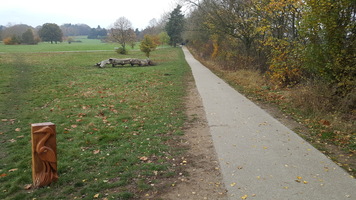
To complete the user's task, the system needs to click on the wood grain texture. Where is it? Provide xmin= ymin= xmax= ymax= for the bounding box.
xmin=31 ymin=122 xmax=58 ymax=188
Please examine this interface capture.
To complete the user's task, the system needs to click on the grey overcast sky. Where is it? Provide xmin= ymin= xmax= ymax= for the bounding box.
xmin=0 ymin=0 xmax=178 ymax=29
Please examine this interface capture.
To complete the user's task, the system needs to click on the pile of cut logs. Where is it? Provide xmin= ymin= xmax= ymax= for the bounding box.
xmin=96 ymin=58 xmax=155 ymax=68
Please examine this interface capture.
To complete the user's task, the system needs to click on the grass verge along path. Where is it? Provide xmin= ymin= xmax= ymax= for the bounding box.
xmin=0 ymin=47 xmax=190 ymax=199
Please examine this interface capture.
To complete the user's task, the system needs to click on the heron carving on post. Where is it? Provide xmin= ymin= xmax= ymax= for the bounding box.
xmin=31 ymin=123 xmax=58 ymax=188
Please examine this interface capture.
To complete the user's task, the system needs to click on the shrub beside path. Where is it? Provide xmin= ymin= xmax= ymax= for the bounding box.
xmin=182 ymin=46 xmax=356 ymax=200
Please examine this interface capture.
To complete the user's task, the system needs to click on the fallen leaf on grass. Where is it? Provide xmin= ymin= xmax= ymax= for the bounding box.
xmin=93 ymin=193 xmax=99 ymax=198
xmin=319 ymin=119 xmax=331 ymax=126
xmin=0 ymin=173 xmax=7 ymax=177
xmin=8 ymin=139 xmax=16 ymax=143
xmin=8 ymin=168 xmax=18 ymax=172
xmin=15 ymin=128 xmax=21 ymax=132
xmin=93 ymin=150 xmax=100 ymax=154
xmin=24 ymin=184 xmax=32 ymax=190
xmin=140 ymin=156 xmax=148 ymax=161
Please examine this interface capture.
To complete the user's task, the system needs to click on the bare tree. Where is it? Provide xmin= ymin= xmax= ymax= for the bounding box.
xmin=109 ymin=17 xmax=134 ymax=54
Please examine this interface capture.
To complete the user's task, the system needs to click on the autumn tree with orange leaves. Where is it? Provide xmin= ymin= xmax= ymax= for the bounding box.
xmin=184 ymin=0 xmax=355 ymax=94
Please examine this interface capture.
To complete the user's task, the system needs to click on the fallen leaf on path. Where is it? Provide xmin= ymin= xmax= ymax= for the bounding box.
xmin=295 ymin=176 xmax=308 ymax=184
xmin=241 ymin=194 xmax=248 ymax=199
xmin=230 ymin=182 xmax=236 ymax=187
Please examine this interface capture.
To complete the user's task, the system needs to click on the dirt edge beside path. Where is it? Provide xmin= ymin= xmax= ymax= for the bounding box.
xmin=156 ymin=76 xmax=228 ymax=200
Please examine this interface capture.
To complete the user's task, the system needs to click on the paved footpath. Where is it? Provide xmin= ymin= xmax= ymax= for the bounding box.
xmin=182 ymin=47 xmax=356 ymax=200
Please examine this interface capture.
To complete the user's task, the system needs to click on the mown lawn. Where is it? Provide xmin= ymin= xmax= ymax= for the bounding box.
xmin=0 ymin=43 xmax=191 ymax=199
xmin=0 ymin=37 xmax=119 ymax=53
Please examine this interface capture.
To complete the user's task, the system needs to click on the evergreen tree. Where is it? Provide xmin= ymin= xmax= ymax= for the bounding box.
xmin=165 ymin=5 xmax=185 ymax=47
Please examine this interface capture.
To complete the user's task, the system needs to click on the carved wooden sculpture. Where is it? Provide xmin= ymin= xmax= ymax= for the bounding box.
xmin=31 ymin=122 xmax=58 ymax=188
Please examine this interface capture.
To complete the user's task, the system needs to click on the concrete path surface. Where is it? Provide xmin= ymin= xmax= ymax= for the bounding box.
xmin=182 ymin=47 xmax=356 ymax=200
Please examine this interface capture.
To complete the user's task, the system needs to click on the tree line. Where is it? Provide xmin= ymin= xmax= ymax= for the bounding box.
xmin=0 ymin=13 xmax=179 ymax=47
xmin=0 ymin=23 xmax=109 ymax=45
xmin=0 ymin=10 xmax=184 ymax=58
xmin=182 ymin=0 xmax=355 ymax=103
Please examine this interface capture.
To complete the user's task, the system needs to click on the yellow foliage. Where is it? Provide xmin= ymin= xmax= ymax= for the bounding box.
xmin=265 ymin=38 xmax=302 ymax=87
xmin=3 ymin=37 xmax=13 ymax=45
xmin=211 ymin=35 xmax=219 ymax=59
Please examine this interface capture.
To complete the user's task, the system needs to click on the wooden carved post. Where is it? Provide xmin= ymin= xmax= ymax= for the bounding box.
xmin=31 ymin=122 xmax=58 ymax=188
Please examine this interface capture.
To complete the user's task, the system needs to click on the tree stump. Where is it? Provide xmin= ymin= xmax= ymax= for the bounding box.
xmin=31 ymin=122 xmax=58 ymax=188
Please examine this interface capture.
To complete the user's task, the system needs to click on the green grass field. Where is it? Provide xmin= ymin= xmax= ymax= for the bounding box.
xmin=0 ymin=41 xmax=191 ymax=199
xmin=0 ymin=37 xmax=118 ymax=53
